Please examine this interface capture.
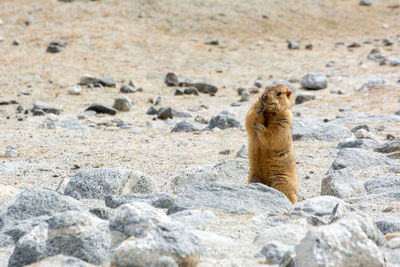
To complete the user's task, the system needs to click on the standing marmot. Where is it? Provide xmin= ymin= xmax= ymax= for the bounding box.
xmin=245 ymin=84 xmax=298 ymax=204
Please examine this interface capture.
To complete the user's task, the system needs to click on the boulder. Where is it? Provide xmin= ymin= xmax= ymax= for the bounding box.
xmin=331 ymin=148 xmax=394 ymax=170
xmin=167 ymin=183 xmax=291 ymax=215
xmin=205 ymin=110 xmax=241 ymax=130
xmin=292 ymin=118 xmax=353 ymax=141
xmin=300 ymin=72 xmax=327 ymax=90
xmin=294 ymin=213 xmax=386 ymax=267
xmin=364 ymin=176 xmax=400 ymax=195
xmin=321 ymin=168 xmax=366 ymax=199
xmin=64 ymin=168 xmax=144 ymax=200
xmin=8 ymin=211 xmax=111 ymax=267
xmin=105 ymin=193 xmax=174 ymax=209
xmin=293 ymin=196 xmax=345 ymax=217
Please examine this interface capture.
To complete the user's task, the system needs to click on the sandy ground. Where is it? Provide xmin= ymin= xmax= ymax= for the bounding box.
xmin=0 ymin=0 xmax=400 ymax=266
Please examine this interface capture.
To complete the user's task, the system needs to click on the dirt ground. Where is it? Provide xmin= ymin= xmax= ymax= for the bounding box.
xmin=0 ymin=0 xmax=400 ymax=265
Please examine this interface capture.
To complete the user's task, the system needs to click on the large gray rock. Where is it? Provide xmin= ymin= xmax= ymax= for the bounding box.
xmin=1 ymin=216 xmax=49 ymax=245
xmin=8 ymin=211 xmax=111 ymax=267
xmin=300 ymin=72 xmax=327 ymax=90
xmin=171 ymin=158 xmax=249 ymax=194
xmin=321 ymin=168 xmax=367 ymax=199
xmin=374 ymin=138 xmax=400 ymax=153
xmin=375 ymin=215 xmax=400 ymax=235
xmin=205 ymin=110 xmax=241 ymax=130
xmin=294 ymin=213 xmax=386 ymax=267
xmin=292 ymin=118 xmax=353 ymax=141
xmin=337 ymin=139 xmax=379 ymax=149
xmin=105 ymin=193 xmax=175 ymax=209
xmin=85 ymin=103 xmax=117 ymax=115
xmin=331 ymin=148 xmax=394 ymax=170
xmin=167 ymin=183 xmax=292 ymax=215
xmin=64 ymin=168 xmax=147 ymax=200
xmin=109 ymin=202 xmax=206 ymax=266
xmin=0 ymin=188 xmax=81 ymax=229
xmin=113 ymin=95 xmax=132 ymax=112
xmin=364 ymin=176 xmax=400 ymax=194
xmin=293 ymin=196 xmax=345 ymax=217
xmin=255 ymin=241 xmax=293 ymax=265
xmin=171 ymin=120 xmax=202 ymax=133
xmin=33 ymin=101 xmax=63 ymax=115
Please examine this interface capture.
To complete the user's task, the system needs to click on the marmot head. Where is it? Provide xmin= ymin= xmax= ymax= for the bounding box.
xmin=256 ymin=84 xmax=292 ymax=115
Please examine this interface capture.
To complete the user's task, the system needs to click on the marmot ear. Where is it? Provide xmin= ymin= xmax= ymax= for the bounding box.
xmin=286 ymin=90 xmax=292 ymax=97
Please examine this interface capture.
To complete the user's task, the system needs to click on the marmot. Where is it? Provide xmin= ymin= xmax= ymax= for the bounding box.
xmin=245 ymin=84 xmax=298 ymax=204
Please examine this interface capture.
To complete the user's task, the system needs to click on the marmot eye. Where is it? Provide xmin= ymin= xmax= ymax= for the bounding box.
xmin=277 ymin=92 xmax=282 ymax=96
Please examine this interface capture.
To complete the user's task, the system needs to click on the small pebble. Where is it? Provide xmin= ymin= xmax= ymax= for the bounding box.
xmin=219 ymin=149 xmax=232 ymax=155
xmin=4 ymin=149 xmax=18 ymax=158
xmin=68 ymin=85 xmax=82 ymax=95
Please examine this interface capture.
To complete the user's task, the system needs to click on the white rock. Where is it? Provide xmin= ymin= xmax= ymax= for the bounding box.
xmin=295 ymin=213 xmax=386 ymax=267
xmin=68 ymin=85 xmax=82 ymax=95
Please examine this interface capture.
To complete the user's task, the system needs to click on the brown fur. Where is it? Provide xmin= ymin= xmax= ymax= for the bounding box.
xmin=245 ymin=84 xmax=298 ymax=204
xmin=385 ymin=232 xmax=400 ymax=241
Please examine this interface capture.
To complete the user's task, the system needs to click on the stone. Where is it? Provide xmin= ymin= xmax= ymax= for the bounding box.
xmin=171 ymin=158 xmax=249 ymax=194
xmin=291 ymin=118 xmax=353 ymax=142
xmin=287 ymin=39 xmax=299 ymax=49
xmin=79 ymin=75 xmax=116 ymax=88
xmin=64 ymin=168 xmax=144 ymax=200
xmin=293 ymin=196 xmax=345 ymax=217
xmin=204 ymin=39 xmax=219 ymax=45
xmin=347 ymin=42 xmax=361 ymax=48
xmin=178 ymin=80 xmax=218 ymax=94
xmin=46 ymin=41 xmax=66 ymax=53
xmin=157 ymin=107 xmax=173 ymax=120
xmin=0 ymin=188 xmax=81 ymax=229
xmin=4 ymin=149 xmax=18 ymax=158
xmin=358 ymin=79 xmax=387 ymax=91
xmin=150 ymin=256 xmax=178 ymax=267
xmin=171 ymin=120 xmax=202 ymax=133
xmin=146 ymin=106 xmax=158 ymax=115
xmin=165 ymin=72 xmax=179 ymax=87
xmin=337 ymin=139 xmax=378 ymax=149
xmin=255 ymin=241 xmax=293 ymax=264
xmin=205 ymin=110 xmax=241 ymax=130
xmin=167 ymin=183 xmax=292 ymax=215
xmin=235 ymin=145 xmax=248 ymax=158
xmin=354 ymin=128 xmax=377 ymax=140
xmin=347 ymin=193 xmax=400 ymax=219
xmin=172 ymin=110 xmax=191 ymax=118
xmin=174 ymin=89 xmax=184 ymax=95
xmin=360 ymin=0 xmax=372 ymax=6
xmin=85 ymin=103 xmax=117 ymax=115
xmin=375 ymin=216 xmax=400 ymax=235
xmin=168 ymin=210 xmax=218 ymax=227
xmin=300 ymin=72 xmax=327 ymax=90
xmin=120 ymin=85 xmax=136 ymax=93
xmin=383 ymin=38 xmax=394 ymax=46
xmin=295 ymin=213 xmax=385 ymax=267
xmin=25 ymin=255 xmax=96 ymax=267
xmin=295 ymin=94 xmax=315 ymax=104
xmin=239 ymin=90 xmax=250 ymax=102
xmin=184 ymin=87 xmax=199 ymax=95
xmin=105 ymin=193 xmax=174 ymax=209
xmin=194 ymin=115 xmax=208 ymax=124
xmin=68 ymin=85 xmax=81 ymax=95
xmin=113 ymin=95 xmax=132 ymax=112
xmin=374 ymin=138 xmax=400 ymax=153
xmin=364 ymin=176 xmax=400 ymax=194
xmin=33 ymin=101 xmax=63 ymax=115
xmin=321 ymin=168 xmax=366 ymax=199
xmin=109 ymin=202 xmax=206 ymax=266
xmin=331 ymin=148 xmax=394 ymax=170
xmin=8 ymin=211 xmax=111 ymax=267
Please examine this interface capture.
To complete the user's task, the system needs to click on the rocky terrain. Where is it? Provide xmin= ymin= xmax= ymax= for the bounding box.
xmin=1 ymin=0 xmax=400 ymax=266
